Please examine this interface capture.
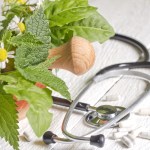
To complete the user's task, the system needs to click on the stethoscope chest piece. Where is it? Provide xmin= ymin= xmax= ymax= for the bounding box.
xmin=85 ymin=105 xmax=130 ymax=128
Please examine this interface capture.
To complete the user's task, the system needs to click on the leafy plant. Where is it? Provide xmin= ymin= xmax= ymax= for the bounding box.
xmin=0 ymin=0 xmax=114 ymax=149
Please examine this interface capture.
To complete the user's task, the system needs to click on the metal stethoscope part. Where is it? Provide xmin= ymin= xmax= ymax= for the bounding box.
xmin=43 ymin=34 xmax=150 ymax=147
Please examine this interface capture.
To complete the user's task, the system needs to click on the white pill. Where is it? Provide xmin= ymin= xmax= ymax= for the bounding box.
xmin=130 ymin=126 xmax=143 ymax=138
xmin=117 ymin=128 xmax=133 ymax=132
xmin=119 ymin=120 xmax=135 ymax=128
xmin=113 ymin=132 xmax=128 ymax=139
xmin=138 ymin=131 xmax=150 ymax=140
xmin=102 ymin=95 xmax=121 ymax=101
xmin=137 ymin=108 xmax=150 ymax=116
xmin=23 ymin=132 xmax=32 ymax=142
xmin=121 ymin=134 xmax=135 ymax=148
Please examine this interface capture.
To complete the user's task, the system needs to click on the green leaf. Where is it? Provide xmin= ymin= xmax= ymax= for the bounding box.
xmin=15 ymin=44 xmax=49 ymax=68
xmin=44 ymin=0 xmax=88 ymax=16
xmin=27 ymin=108 xmax=53 ymax=137
xmin=14 ymin=8 xmax=52 ymax=69
xmin=10 ymin=33 xmax=43 ymax=47
xmin=51 ymin=12 xmax=115 ymax=44
xmin=0 ymin=75 xmax=17 ymax=83
xmin=17 ymin=59 xmax=71 ymax=100
xmin=44 ymin=0 xmax=96 ymax=27
xmin=0 ymin=85 xmax=19 ymax=150
xmin=3 ymin=75 xmax=53 ymax=137
xmin=26 ymin=7 xmax=51 ymax=44
xmin=48 ymin=6 xmax=97 ymax=27
xmin=2 ymin=30 xmax=12 ymax=51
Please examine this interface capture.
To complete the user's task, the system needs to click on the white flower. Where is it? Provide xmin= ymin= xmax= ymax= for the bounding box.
xmin=37 ymin=0 xmax=44 ymax=8
xmin=8 ymin=15 xmax=25 ymax=33
xmin=0 ymin=42 xmax=15 ymax=69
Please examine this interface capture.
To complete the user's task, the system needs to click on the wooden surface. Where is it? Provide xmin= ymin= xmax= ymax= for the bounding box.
xmin=1 ymin=0 xmax=150 ymax=150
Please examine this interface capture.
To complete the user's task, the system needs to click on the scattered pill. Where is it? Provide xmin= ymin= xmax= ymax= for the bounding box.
xmin=117 ymin=128 xmax=133 ymax=132
xmin=113 ymin=132 xmax=128 ymax=139
xmin=121 ymin=134 xmax=135 ymax=148
xmin=136 ymin=108 xmax=150 ymax=116
xmin=138 ymin=131 xmax=150 ymax=140
xmin=23 ymin=132 xmax=32 ymax=142
xmin=130 ymin=126 xmax=143 ymax=138
xmin=119 ymin=120 xmax=135 ymax=128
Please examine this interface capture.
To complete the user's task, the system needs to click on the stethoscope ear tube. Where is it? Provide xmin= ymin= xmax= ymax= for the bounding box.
xmin=90 ymin=134 xmax=105 ymax=148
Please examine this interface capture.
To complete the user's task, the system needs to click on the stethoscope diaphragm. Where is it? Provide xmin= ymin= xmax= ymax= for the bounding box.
xmin=85 ymin=105 xmax=130 ymax=128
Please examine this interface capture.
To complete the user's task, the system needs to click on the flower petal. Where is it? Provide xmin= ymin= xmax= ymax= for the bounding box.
xmin=13 ymin=15 xmax=20 ymax=23
xmin=8 ymin=51 xmax=15 ymax=55
xmin=1 ymin=61 xmax=6 ymax=69
xmin=8 ymin=55 xmax=15 ymax=58
xmin=1 ymin=42 xmax=4 ymax=49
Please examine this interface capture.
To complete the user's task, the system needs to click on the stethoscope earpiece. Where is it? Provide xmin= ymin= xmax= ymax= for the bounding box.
xmin=43 ymin=131 xmax=56 ymax=145
xmin=90 ymin=134 xmax=105 ymax=148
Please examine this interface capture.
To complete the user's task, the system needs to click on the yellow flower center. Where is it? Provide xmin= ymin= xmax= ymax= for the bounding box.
xmin=0 ymin=49 xmax=7 ymax=62
xmin=17 ymin=22 xmax=26 ymax=32
xmin=17 ymin=0 xmax=26 ymax=4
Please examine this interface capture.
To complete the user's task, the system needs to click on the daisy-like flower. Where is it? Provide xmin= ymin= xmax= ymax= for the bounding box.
xmin=8 ymin=15 xmax=25 ymax=33
xmin=0 ymin=42 xmax=15 ymax=69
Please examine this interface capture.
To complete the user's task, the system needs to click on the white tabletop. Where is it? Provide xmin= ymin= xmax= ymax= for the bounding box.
xmin=1 ymin=0 xmax=150 ymax=150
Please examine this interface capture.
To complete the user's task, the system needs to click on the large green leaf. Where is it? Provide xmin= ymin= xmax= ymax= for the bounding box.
xmin=44 ymin=0 xmax=88 ymax=16
xmin=51 ymin=12 xmax=115 ymax=44
xmin=44 ymin=0 xmax=96 ymax=27
xmin=26 ymin=7 xmax=51 ymax=44
xmin=48 ymin=6 xmax=97 ymax=27
xmin=0 ymin=85 xmax=19 ymax=150
xmin=3 ymin=75 xmax=53 ymax=137
xmin=17 ymin=59 xmax=71 ymax=100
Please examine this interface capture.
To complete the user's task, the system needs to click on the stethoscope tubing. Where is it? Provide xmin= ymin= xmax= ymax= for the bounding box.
xmin=44 ymin=33 xmax=150 ymax=146
xmin=111 ymin=34 xmax=149 ymax=61
xmin=62 ymin=33 xmax=150 ymax=142
xmin=62 ymin=70 xmax=150 ymax=142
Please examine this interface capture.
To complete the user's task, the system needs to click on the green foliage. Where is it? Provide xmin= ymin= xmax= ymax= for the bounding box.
xmin=26 ymin=7 xmax=51 ymax=44
xmin=46 ymin=6 xmax=97 ymax=27
xmin=18 ymin=59 xmax=71 ymax=100
xmin=2 ymin=30 xmax=13 ymax=51
xmin=43 ymin=0 xmax=88 ymax=14
xmin=3 ymin=72 xmax=53 ymax=137
xmin=0 ymin=13 xmax=14 ymax=39
xmin=52 ymin=12 xmax=114 ymax=44
xmin=0 ymin=85 xmax=19 ymax=150
xmin=0 ymin=2 xmax=34 ymax=40
xmin=0 ymin=74 xmax=17 ymax=83
xmin=10 ymin=33 xmax=43 ymax=46
xmin=15 ymin=44 xmax=49 ymax=68
xmin=44 ymin=0 xmax=95 ymax=27
xmin=0 ymin=0 xmax=114 ymax=149
xmin=43 ymin=0 xmax=115 ymax=47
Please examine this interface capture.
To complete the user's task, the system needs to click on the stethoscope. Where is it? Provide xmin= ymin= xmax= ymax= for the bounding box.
xmin=42 ymin=34 xmax=150 ymax=148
